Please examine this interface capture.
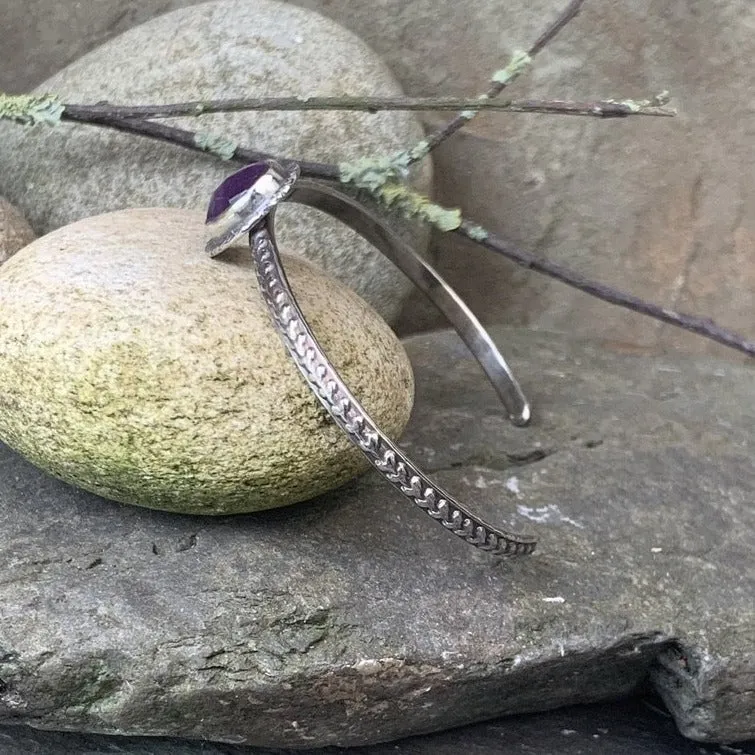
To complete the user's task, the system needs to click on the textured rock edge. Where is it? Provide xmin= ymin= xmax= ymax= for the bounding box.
xmin=0 ymin=326 xmax=751 ymax=747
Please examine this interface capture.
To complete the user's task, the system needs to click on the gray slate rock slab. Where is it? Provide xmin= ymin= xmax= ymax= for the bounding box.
xmin=0 ymin=198 xmax=34 ymax=265
xmin=0 ymin=0 xmax=432 ymax=323
xmin=0 ymin=327 xmax=752 ymax=747
xmin=1 ymin=698 xmax=753 ymax=754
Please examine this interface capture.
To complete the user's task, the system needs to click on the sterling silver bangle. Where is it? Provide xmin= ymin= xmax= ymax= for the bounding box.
xmin=205 ymin=160 xmax=537 ymax=556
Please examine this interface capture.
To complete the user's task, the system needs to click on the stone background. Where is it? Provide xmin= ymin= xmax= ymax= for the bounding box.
xmin=1 ymin=2 xmax=753 ymax=753
xmin=2 ymin=0 xmax=753 ymax=359
xmin=1 ymin=698 xmax=752 ymax=754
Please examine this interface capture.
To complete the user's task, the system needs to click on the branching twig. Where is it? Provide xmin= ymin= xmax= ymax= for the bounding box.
xmin=5 ymin=103 xmax=751 ymax=357
xmin=60 ymin=95 xmax=674 ymax=119
xmin=339 ymin=179 xmax=754 ymax=357
xmin=528 ymin=0 xmax=586 ymax=55
xmin=1 ymin=0 xmax=750 ymax=357
xmin=455 ymin=220 xmax=755 ymax=357
xmin=409 ymin=0 xmax=586 ymax=164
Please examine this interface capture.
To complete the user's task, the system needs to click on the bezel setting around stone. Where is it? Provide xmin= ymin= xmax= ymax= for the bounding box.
xmin=204 ymin=160 xmax=300 ymax=257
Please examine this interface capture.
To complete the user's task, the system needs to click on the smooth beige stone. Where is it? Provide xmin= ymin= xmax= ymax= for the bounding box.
xmin=0 ymin=208 xmax=415 ymax=514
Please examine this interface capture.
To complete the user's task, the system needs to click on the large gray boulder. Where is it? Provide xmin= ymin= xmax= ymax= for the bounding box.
xmin=0 ymin=0 xmax=432 ymax=323
xmin=0 ymin=327 xmax=752 ymax=747
xmin=0 ymin=197 xmax=34 ymax=265
xmin=0 ymin=208 xmax=414 ymax=514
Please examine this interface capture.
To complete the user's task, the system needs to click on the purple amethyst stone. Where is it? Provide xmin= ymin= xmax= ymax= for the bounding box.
xmin=205 ymin=162 xmax=269 ymax=223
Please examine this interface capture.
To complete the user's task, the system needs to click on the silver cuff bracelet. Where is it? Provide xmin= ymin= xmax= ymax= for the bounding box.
xmin=205 ymin=160 xmax=537 ymax=556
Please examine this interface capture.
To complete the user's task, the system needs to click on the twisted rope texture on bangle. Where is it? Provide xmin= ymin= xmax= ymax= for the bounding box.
xmin=251 ymin=229 xmax=537 ymax=556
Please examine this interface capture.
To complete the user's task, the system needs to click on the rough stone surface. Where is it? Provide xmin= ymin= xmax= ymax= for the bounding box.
xmin=0 ymin=327 xmax=752 ymax=747
xmin=0 ymin=208 xmax=414 ymax=514
xmin=0 ymin=0 xmax=433 ymax=324
xmin=383 ymin=0 xmax=755 ymax=359
xmin=1 ymin=699 xmax=753 ymax=754
xmin=0 ymin=197 xmax=34 ymax=265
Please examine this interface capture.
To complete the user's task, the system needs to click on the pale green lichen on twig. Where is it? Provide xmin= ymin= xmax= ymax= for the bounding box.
xmin=340 ymin=121 xmax=443 ymax=182
xmin=377 ymin=183 xmax=462 ymax=231
xmin=605 ymin=91 xmax=674 ymax=114
xmin=0 ymin=92 xmax=64 ymax=126
xmin=385 ymin=49 xmax=532 ymax=168
xmin=465 ymin=224 xmax=489 ymax=242
xmin=339 ymin=136 xmax=434 ymax=187
xmin=651 ymin=90 xmax=671 ymax=106
xmin=491 ymin=50 xmax=532 ymax=86
xmin=387 ymin=138 xmax=433 ymax=172
xmin=193 ymin=131 xmax=237 ymax=160
xmin=338 ymin=155 xmax=409 ymax=192
xmin=339 ymin=157 xmax=462 ymax=231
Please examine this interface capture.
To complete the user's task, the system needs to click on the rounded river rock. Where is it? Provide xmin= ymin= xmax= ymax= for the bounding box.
xmin=0 ymin=208 xmax=415 ymax=514
xmin=0 ymin=0 xmax=432 ymax=323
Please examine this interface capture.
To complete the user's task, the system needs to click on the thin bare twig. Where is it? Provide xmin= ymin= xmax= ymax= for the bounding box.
xmin=455 ymin=220 xmax=755 ymax=357
xmin=528 ymin=0 xmax=586 ymax=55
xmin=410 ymin=0 xmax=586 ymax=164
xmin=61 ymin=95 xmax=674 ymax=119
xmin=61 ymin=109 xmax=340 ymax=180
xmin=486 ymin=97 xmax=673 ymax=117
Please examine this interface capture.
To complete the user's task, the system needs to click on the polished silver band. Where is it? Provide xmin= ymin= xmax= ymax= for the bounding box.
xmin=287 ymin=181 xmax=531 ymax=426
xmin=250 ymin=179 xmax=537 ymax=556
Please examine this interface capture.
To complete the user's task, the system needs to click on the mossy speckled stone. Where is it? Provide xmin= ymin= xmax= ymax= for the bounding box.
xmin=0 ymin=0 xmax=432 ymax=323
xmin=0 ymin=208 xmax=414 ymax=514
